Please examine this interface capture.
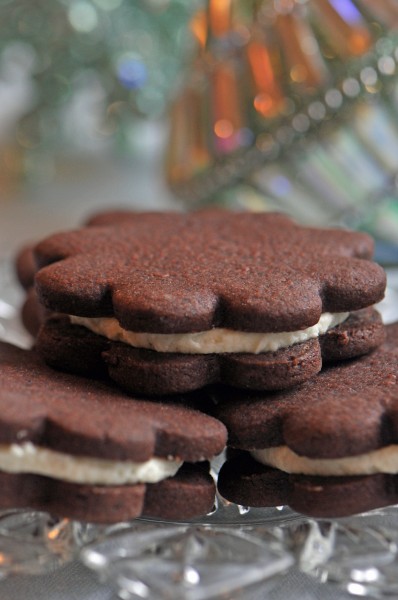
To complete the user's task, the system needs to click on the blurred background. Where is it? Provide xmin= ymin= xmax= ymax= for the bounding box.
xmin=1 ymin=0 xmax=398 ymax=266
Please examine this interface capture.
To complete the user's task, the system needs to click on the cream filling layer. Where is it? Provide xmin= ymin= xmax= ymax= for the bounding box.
xmin=69 ymin=312 xmax=349 ymax=354
xmin=251 ymin=445 xmax=398 ymax=476
xmin=0 ymin=442 xmax=182 ymax=485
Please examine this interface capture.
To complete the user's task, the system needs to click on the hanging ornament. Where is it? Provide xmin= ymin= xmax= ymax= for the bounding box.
xmin=166 ymin=0 xmax=398 ymax=244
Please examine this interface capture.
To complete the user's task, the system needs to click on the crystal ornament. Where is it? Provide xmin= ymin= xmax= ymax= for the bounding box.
xmin=167 ymin=0 xmax=398 ymax=243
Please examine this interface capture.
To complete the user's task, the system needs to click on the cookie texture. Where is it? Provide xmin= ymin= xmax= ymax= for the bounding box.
xmin=214 ymin=323 xmax=398 ymax=457
xmin=14 ymin=209 xmax=140 ymax=337
xmin=15 ymin=244 xmax=37 ymax=291
xmin=215 ymin=323 xmax=398 ymax=516
xmin=31 ymin=210 xmax=386 ymax=394
xmin=217 ymin=452 xmax=398 ymax=518
xmin=0 ymin=463 xmax=216 ymax=523
xmin=34 ymin=211 xmax=385 ymax=334
xmin=0 ymin=341 xmax=226 ymax=522
xmin=14 ymin=209 xmax=139 ymax=291
xmin=36 ymin=308 xmax=384 ymax=395
xmin=21 ymin=287 xmax=48 ymax=337
xmin=14 ymin=244 xmax=46 ymax=336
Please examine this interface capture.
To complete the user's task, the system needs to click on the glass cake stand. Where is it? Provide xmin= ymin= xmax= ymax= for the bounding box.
xmin=1 ymin=255 xmax=398 ymax=599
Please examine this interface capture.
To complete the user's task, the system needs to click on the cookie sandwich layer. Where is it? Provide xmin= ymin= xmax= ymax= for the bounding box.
xmin=33 ymin=210 xmax=386 ymax=394
xmin=0 ymin=442 xmax=182 ymax=485
xmin=251 ymin=445 xmax=398 ymax=477
xmin=70 ymin=311 xmax=349 ymax=354
xmin=0 ymin=341 xmax=228 ymax=522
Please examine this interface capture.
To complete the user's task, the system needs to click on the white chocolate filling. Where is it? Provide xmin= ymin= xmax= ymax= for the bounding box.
xmin=0 ymin=442 xmax=182 ymax=485
xmin=251 ymin=445 xmax=398 ymax=476
xmin=69 ymin=312 xmax=349 ymax=354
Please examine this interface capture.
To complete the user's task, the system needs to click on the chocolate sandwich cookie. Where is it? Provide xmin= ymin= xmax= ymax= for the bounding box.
xmin=15 ymin=209 xmax=159 ymax=338
xmin=15 ymin=244 xmax=37 ymax=291
xmin=33 ymin=210 xmax=386 ymax=395
xmin=14 ymin=244 xmax=45 ymax=337
xmin=0 ymin=341 xmax=226 ymax=523
xmin=14 ymin=209 xmax=137 ymax=293
xmin=14 ymin=211 xmax=138 ymax=337
xmin=20 ymin=287 xmax=47 ymax=338
xmin=216 ymin=322 xmax=398 ymax=518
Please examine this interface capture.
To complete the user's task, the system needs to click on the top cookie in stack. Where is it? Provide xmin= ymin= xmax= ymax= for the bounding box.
xmin=14 ymin=211 xmax=141 ymax=337
xmin=32 ymin=210 xmax=386 ymax=396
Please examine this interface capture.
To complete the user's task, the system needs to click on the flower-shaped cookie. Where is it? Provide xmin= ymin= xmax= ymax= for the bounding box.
xmin=14 ymin=209 xmax=140 ymax=336
xmin=33 ymin=211 xmax=386 ymax=394
xmin=216 ymin=323 xmax=398 ymax=517
xmin=0 ymin=341 xmax=226 ymax=523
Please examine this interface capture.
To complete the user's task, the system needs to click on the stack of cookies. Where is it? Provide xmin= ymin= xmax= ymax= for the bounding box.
xmin=0 ymin=341 xmax=226 ymax=523
xmin=215 ymin=324 xmax=398 ymax=517
xmin=10 ymin=209 xmax=395 ymax=520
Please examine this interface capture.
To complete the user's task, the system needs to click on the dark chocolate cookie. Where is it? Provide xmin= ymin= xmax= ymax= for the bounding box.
xmin=217 ymin=452 xmax=398 ymax=518
xmin=215 ymin=323 xmax=398 ymax=517
xmin=36 ymin=308 xmax=385 ymax=395
xmin=14 ymin=209 xmax=142 ymax=337
xmin=32 ymin=210 xmax=385 ymax=394
xmin=0 ymin=341 xmax=226 ymax=523
xmin=15 ymin=244 xmax=37 ymax=291
xmin=34 ymin=211 xmax=385 ymax=331
xmin=20 ymin=287 xmax=48 ymax=337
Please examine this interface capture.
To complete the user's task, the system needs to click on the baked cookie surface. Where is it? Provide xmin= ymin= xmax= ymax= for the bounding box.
xmin=32 ymin=210 xmax=386 ymax=394
xmin=216 ymin=322 xmax=398 ymax=517
xmin=34 ymin=211 xmax=385 ymax=332
xmin=14 ymin=210 xmax=139 ymax=337
xmin=0 ymin=341 xmax=226 ymax=523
